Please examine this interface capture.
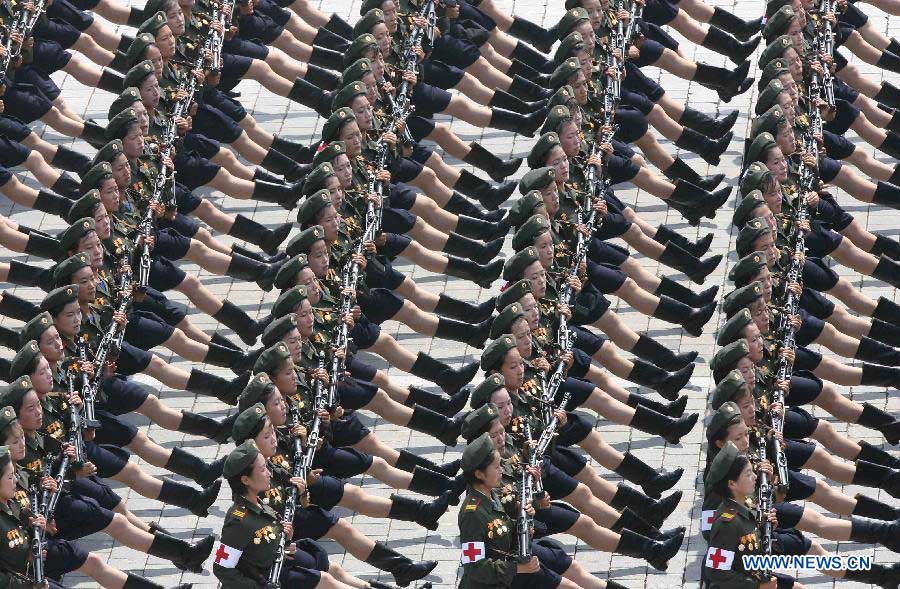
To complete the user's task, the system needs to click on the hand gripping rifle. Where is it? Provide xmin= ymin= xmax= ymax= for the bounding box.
xmin=28 ymin=457 xmax=52 ymax=585
xmin=66 ymin=359 xmax=85 ymax=466
xmin=90 ymin=268 xmax=133 ymax=390
xmin=0 ymin=0 xmax=46 ymax=75
xmin=517 ymin=421 xmax=535 ymax=564
xmin=755 ymin=429 xmax=774 ymax=563
xmin=77 ymin=338 xmax=101 ymax=430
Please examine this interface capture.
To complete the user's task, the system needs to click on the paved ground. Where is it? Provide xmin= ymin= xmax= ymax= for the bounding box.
xmin=4 ymin=0 xmax=900 ymax=586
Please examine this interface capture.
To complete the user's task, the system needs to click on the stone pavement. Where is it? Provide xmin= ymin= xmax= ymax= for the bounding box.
xmin=3 ymin=0 xmax=900 ymax=586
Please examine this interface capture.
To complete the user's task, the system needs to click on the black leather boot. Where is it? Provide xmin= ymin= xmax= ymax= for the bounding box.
xmin=678 ymin=107 xmax=739 ymax=140
xmin=213 ymin=300 xmax=260 ymax=345
xmin=251 ymin=179 xmax=300 ymax=210
xmin=856 ymin=402 xmax=900 ymax=445
xmin=308 ymin=45 xmax=344 ymax=70
xmin=488 ymin=107 xmax=542 ymax=137
xmin=507 ymin=16 xmax=556 ymax=52
xmin=609 ymin=484 xmax=682 ymax=527
xmin=434 ymin=292 xmax=496 ymax=322
xmin=652 ymin=297 xmax=716 ymax=337
xmin=229 ymin=214 xmax=291 ymax=256
xmin=653 ymin=225 xmax=714 ymax=257
xmin=658 ymin=242 xmax=722 ymax=284
xmin=854 ymin=335 xmax=900 ymax=366
xmin=614 ymin=452 xmax=684 ymax=498
xmin=455 ymin=215 xmax=509 ymax=241
xmin=80 ymin=120 xmax=109 ymax=148
xmin=406 ymin=405 xmax=462 ymax=446
xmin=632 ymin=334 xmax=697 ymax=371
xmin=156 ymin=478 xmax=221 ymax=517
xmin=508 ymin=74 xmax=552 ymax=101
xmin=709 ymin=7 xmax=760 ymax=40
xmin=853 ymin=493 xmax=900 ymax=520
xmin=271 ymin=134 xmax=315 ymax=164
xmin=7 ymin=261 xmax=52 ymax=290
xmin=453 ymin=169 xmax=517 ymax=210
xmin=615 ymin=528 xmax=683 ymax=571
xmin=442 ymin=234 xmax=504 ymax=265
xmin=435 ymin=317 xmax=492 ymax=348
xmin=409 ymin=352 xmax=479 ymax=393
xmin=869 ymin=319 xmax=900 ymax=348
xmin=97 ymin=68 xmax=126 ymax=93
xmin=655 ymin=276 xmax=718 ymax=307
xmin=445 ymin=255 xmax=503 ymax=288
xmin=178 ymin=410 xmax=231 ymax=443
xmin=148 ymin=531 xmax=215 ymax=573
xmin=663 ymin=157 xmax=725 ymax=191
xmin=323 ymin=13 xmax=354 ymax=39
xmin=626 ymin=392 xmax=688 ymax=418
xmin=463 ymin=142 xmax=524 ymax=181
xmin=387 ymin=492 xmax=451 ymax=531
xmin=395 ymin=448 xmax=461 ymax=477
xmin=52 ymin=144 xmax=92 ymax=175
xmin=875 ymin=81 xmax=900 ymax=109
xmin=406 ymin=385 xmax=470 ymax=417
xmin=845 ymin=562 xmax=900 ymax=588
xmin=874 ymin=297 xmax=900 ymax=327
xmin=33 ymin=190 xmax=73 ymax=218
xmin=858 ymin=441 xmax=900 ymax=469
xmin=701 ymin=26 xmax=759 ymax=64
xmin=185 ymin=368 xmax=250 ymax=405
xmin=363 ymin=542 xmax=438 ymax=587
xmin=630 ymin=405 xmax=699 ymax=444
xmin=852 ymin=460 xmax=900 ymax=499
xmin=674 ymin=128 xmax=733 ymax=166
xmin=287 ymin=77 xmax=333 ymax=116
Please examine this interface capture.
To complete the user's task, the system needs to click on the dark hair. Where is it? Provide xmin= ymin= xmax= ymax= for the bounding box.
xmin=233 ymin=415 xmax=267 ymax=445
xmin=227 ymin=461 xmax=257 ymax=498
xmin=48 ymin=301 xmax=75 ymax=319
xmin=711 ymin=455 xmax=750 ymax=499
xmin=462 ymin=449 xmax=497 ymax=486
xmin=123 ymin=120 xmax=142 ymax=138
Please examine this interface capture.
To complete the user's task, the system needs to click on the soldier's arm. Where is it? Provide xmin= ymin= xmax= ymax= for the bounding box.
xmin=705 ymin=522 xmax=760 ymax=589
xmin=212 ymin=517 xmax=258 ymax=589
xmin=459 ymin=510 xmax=517 ymax=586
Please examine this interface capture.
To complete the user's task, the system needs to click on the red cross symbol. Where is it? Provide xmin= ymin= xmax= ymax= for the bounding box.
xmin=705 ymin=513 xmax=716 ymax=526
xmin=214 ymin=544 xmax=231 ymax=565
xmin=708 ymin=548 xmax=727 ymax=569
xmin=463 ymin=543 xmax=483 ymax=561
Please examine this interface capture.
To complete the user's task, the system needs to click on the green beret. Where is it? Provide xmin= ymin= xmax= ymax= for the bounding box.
xmin=502 ymin=246 xmax=540 ymax=281
xmin=341 ymin=58 xmax=373 ymax=85
xmin=461 ymin=403 xmax=500 ymax=442
xmin=740 ymin=162 xmax=772 ymax=196
xmin=261 ymin=314 xmax=299 ymax=348
xmin=461 ymin=432 xmax=495 ymax=473
xmin=332 ymin=81 xmax=368 ymax=111
xmin=750 ymin=105 xmax=787 ymax=138
xmin=297 ymin=190 xmax=332 ymax=226
xmin=322 ymin=107 xmax=356 ymax=143
xmin=755 ymin=79 xmax=785 ymax=116
xmin=518 ymin=167 xmax=556 ymax=194
xmin=67 ymin=190 xmax=102 ymax=225
xmin=716 ymin=308 xmax=753 ymax=346
xmin=495 ymin=279 xmax=532 ymax=312
xmin=105 ymin=108 xmax=139 ymax=141
xmin=9 ymin=341 xmax=41 ymax=381
xmin=548 ymin=85 xmax=576 ymax=111
xmin=238 ymin=375 xmax=276 ymax=413
xmin=745 ymin=132 xmax=777 ymax=167
xmin=360 ymin=0 xmax=385 ymax=15
xmin=20 ymin=312 xmax=53 ymax=347
xmin=710 ymin=371 xmax=748 ymax=410
xmin=759 ymin=35 xmax=793 ymax=68
xmin=763 ymin=6 xmax=794 ymax=39
xmin=0 ymin=376 xmax=33 ymax=409
xmin=80 ymin=163 xmax=114 ymax=194
xmin=223 ymin=439 xmax=260 ymax=478
xmin=732 ymin=190 xmax=766 ymax=228
xmin=272 ymin=286 xmax=309 ymax=319
xmin=123 ymin=60 xmax=155 ymax=90
xmin=470 ymin=374 xmax=506 ymax=409
xmin=0 ymin=407 xmax=16 ymax=438
xmin=312 ymin=142 xmax=346 ymax=167
xmin=705 ymin=440 xmax=740 ymax=488
xmin=512 ymin=215 xmax=550 ymax=252
xmin=253 ymin=342 xmax=292 ymax=375
xmin=736 ymin=217 xmax=771 ymax=258
xmin=549 ymin=57 xmax=581 ymax=89
xmin=52 ymin=253 xmax=91 ymax=288
xmin=125 ymin=33 xmax=155 ymax=69
xmin=507 ymin=192 xmax=544 ymax=230
xmin=41 ymin=285 xmax=79 ymax=313
xmin=557 ymin=7 xmax=590 ymax=38
xmin=489 ymin=303 xmax=525 ymax=340
xmin=540 ymin=105 xmax=572 ymax=136
xmin=480 ymin=334 xmax=517 ymax=372
xmin=91 ymin=140 xmax=124 ymax=167
xmin=108 ymin=86 xmax=143 ymax=121
xmin=138 ymin=11 xmax=167 ymax=36
xmin=59 ymin=218 xmax=96 ymax=254
xmin=527 ymin=132 xmax=561 ymax=170
xmin=708 ymin=401 xmax=743 ymax=442
xmin=554 ymin=32 xmax=585 ymax=66
xmin=710 ymin=340 xmax=750 ymax=374
xmin=722 ymin=281 xmax=764 ymax=318
xmin=273 ymin=254 xmax=310 ymax=291
xmin=345 ymin=34 xmax=378 ymax=65
xmin=729 ymin=251 xmax=767 ymax=285
xmin=285 ymin=225 xmax=325 ymax=257
xmin=757 ymin=59 xmax=789 ymax=93
xmin=353 ymin=8 xmax=385 ymax=38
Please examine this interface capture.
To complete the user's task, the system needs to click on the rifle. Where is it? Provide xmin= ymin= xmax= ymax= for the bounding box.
xmin=755 ymin=430 xmax=774 ymax=561
xmin=77 ymin=338 xmax=100 ymax=430
xmin=28 ymin=458 xmax=52 ymax=586
xmin=66 ymin=361 xmax=85 ymax=466
xmin=92 ymin=268 xmax=133 ymax=381
xmin=0 ymin=0 xmax=46 ymax=75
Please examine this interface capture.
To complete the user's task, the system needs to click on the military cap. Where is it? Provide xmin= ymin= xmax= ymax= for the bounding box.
xmin=52 ymin=253 xmax=91 ymax=288
xmin=106 ymin=108 xmax=140 ymax=140
xmin=9 ymin=341 xmax=41 ymax=380
xmin=745 ymin=133 xmax=778 ymax=168
xmin=322 ymin=107 xmax=356 ymax=143
xmin=125 ymin=33 xmax=156 ymax=69
xmin=91 ymin=140 xmax=125 ymax=167
xmin=341 ymin=59 xmax=373 ymax=85
xmin=548 ymin=85 xmax=576 ymax=111
xmin=480 ymin=335 xmax=517 ymax=372
xmin=21 ymin=312 xmax=53 ymax=347
xmin=527 ymin=132 xmax=562 ymax=169
xmin=736 ymin=217 xmax=771 ymax=258
xmin=272 ymin=286 xmax=309 ymax=319
xmin=142 ymin=0 xmax=168 ymax=18
xmin=461 ymin=403 xmax=500 ymax=442
xmin=223 ymin=439 xmax=260 ymax=478
xmin=0 ymin=446 xmax=10 ymax=474
xmin=261 ymin=315 xmax=299 ymax=348
xmin=360 ymin=0 xmax=386 ymax=15
xmin=740 ymin=162 xmax=771 ymax=196
xmin=0 ymin=407 xmax=16 ymax=437
xmin=507 ymin=191 xmax=544 ymax=229
xmin=470 ymin=374 xmax=506 ymax=409
xmin=705 ymin=440 xmax=740 ymax=488
xmin=41 ymin=285 xmax=79 ymax=314
xmin=138 ymin=11 xmax=168 ymax=36
xmin=518 ymin=167 xmax=556 ymax=194
xmin=123 ymin=60 xmax=156 ymax=90
xmin=732 ymin=190 xmax=766 ymax=228
xmin=253 ymin=342 xmax=292 ymax=375
xmin=755 ymin=79 xmax=785 ymax=116
xmin=717 ymin=308 xmax=753 ymax=346
xmin=759 ymin=35 xmax=792 ymax=68
xmin=273 ymin=254 xmax=310 ymax=291
xmin=763 ymin=5 xmax=794 ymax=39
xmin=238 ymin=374 xmax=276 ymax=412
xmin=750 ymin=105 xmax=787 ymax=138
xmin=67 ymin=190 xmax=102 ymax=224
xmin=541 ymin=105 xmax=572 ymax=136
xmin=757 ymin=59 xmax=789 ymax=92
xmin=109 ymin=87 xmax=143 ymax=122
xmin=512 ymin=215 xmax=550 ymax=252
xmin=0 ymin=376 xmax=33 ymax=409
xmin=461 ymin=432 xmax=496 ymax=473
xmin=345 ymin=34 xmax=378 ymax=65
xmin=59 ymin=218 xmax=96 ymax=254
xmin=502 ymin=247 xmax=540 ymax=281
xmin=80 ymin=163 xmax=114 ymax=195
xmin=312 ymin=141 xmax=347 ymax=167
xmin=710 ymin=340 xmax=750 ymax=374
xmin=297 ymin=190 xmax=333 ymax=225
xmin=495 ymin=279 xmax=532 ymax=312
xmin=549 ymin=57 xmax=582 ymax=89
xmin=489 ymin=303 xmax=525 ymax=340
xmin=554 ymin=32 xmax=585 ymax=66
xmin=285 ymin=225 xmax=326 ymax=257
xmin=722 ymin=281 xmax=764 ymax=318
xmin=710 ymin=370 xmax=748 ymax=410
xmin=332 ymin=81 xmax=368 ymax=111
xmin=353 ymin=8 xmax=385 ymax=38
xmin=729 ymin=251 xmax=767 ymax=285
xmin=709 ymin=402 xmax=744 ymax=443
xmin=557 ymin=7 xmax=590 ymax=38
xmin=765 ymin=0 xmax=792 ymax=16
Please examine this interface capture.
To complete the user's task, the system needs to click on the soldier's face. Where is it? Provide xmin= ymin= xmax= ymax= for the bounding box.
xmin=132 ymin=101 xmax=151 ymax=136
xmin=295 ymin=268 xmax=321 ymax=305
xmin=752 ymin=267 xmax=773 ymax=301
xmin=98 ymin=178 xmax=121 ymax=213
xmin=539 ymin=182 xmax=559 ymax=218
xmin=512 ymin=318 xmax=532 ymax=358
xmin=754 ymin=231 xmax=777 ymax=269
xmin=273 ymin=359 xmax=298 ymax=395
xmin=166 ymin=6 xmax=186 ymax=36
xmin=522 ymin=261 xmax=547 ymax=299
xmin=93 ymin=207 xmax=112 ymax=241
xmin=307 ymin=240 xmax=330 ymax=278
xmin=316 ymin=205 xmax=341 ymax=242
xmin=372 ymin=23 xmax=391 ymax=55
xmin=736 ymin=356 xmax=756 ymax=389
xmin=748 ymin=299 xmax=769 ymax=336
xmin=570 ymin=70 xmax=589 ymax=105
xmin=775 ymin=123 xmax=796 ymax=157
xmin=534 ymin=231 xmax=554 ymax=270
xmin=31 ymin=356 xmax=54 ymax=396
xmin=78 ymin=231 xmax=105 ymax=269
xmin=487 ymin=419 xmax=505 ymax=451
xmin=751 ymin=204 xmax=776 ymax=234
xmin=242 ymin=453 xmax=272 ymax=494
xmin=55 ymin=302 xmax=83 ymax=338
xmin=777 ymin=93 xmax=795 ymax=126
xmin=140 ymin=75 xmax=162 ymax=110
xmin=0 ymin=462 xmax=14 ymax=501
xmin=146 ymin=45 xmax=164 ymax=80
xmin=155 ymin=25 xmax=177 ymax=60
xmin=500 ymin=347 xmax=525 ymax=390
xmin=581 ymin=0 xmax=604 ymax=30
xmin=743 ymin=321 xmax=764 ymax=362
xmin=332 ymin=154 xmax=353 ymax=189
xmin=123 ymin=125 xmax=145 ymax=159
xmin=575 ymin=21 xmax=595 ymax=55
xmin=338 ymin=121 xmax=363 ymax=157
xmin=111 ymin=154 xmax=132 ymax=187
xmin=728 ymin=461 xmax=756 ymax=498
xmin=762 ymin=178 xmax=782 ymax=215
xmin=351 ymin=96 xmax=374 ymax=132
xmin=72 ymin=266 xmax=97 ymax=305
xmin=382 ymin=0 xmax=398 ymax=31
xmin=764 ymin=147 xmax=788 ymax=183
xmin=475 ymin=451 xmax=502 ymax=489
xmin=735 ymin=393 xmax=756 ymax=428
xmin=3 ymin=423 xmax=25 ymax=462
xmin=723 ymin=420 xmax=750 ymax=453
xmin=265 ymin=393 xmax=287 ymax=428
xmin=785 ymin=47 xmax=802 ymax=82
xmin=519 ymin=294 xmax=540 ymax=329
xmin=489 ymin=389 xmax=513 ymax=426
xmin=281 ymin=327 xmax=303 ymax=361
xmin=546 ymin=146 xmax=569 ymax=185
xmin=18 ymin=391 xmax=43 ymax=433
xmin=39 ymin=327 xmax=65 ymax=363
xmin=293 ymin=300 xmax=315 ymax=338
xmin=363 ymin=73 xmax=378 ymax=105
xmin=325 ymin=175 xmax=344 ymax=210
xmin=558 ymin=121 xmax=581 ymax=158
xmin=778 ymin=74 xmax=798 ymax=103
